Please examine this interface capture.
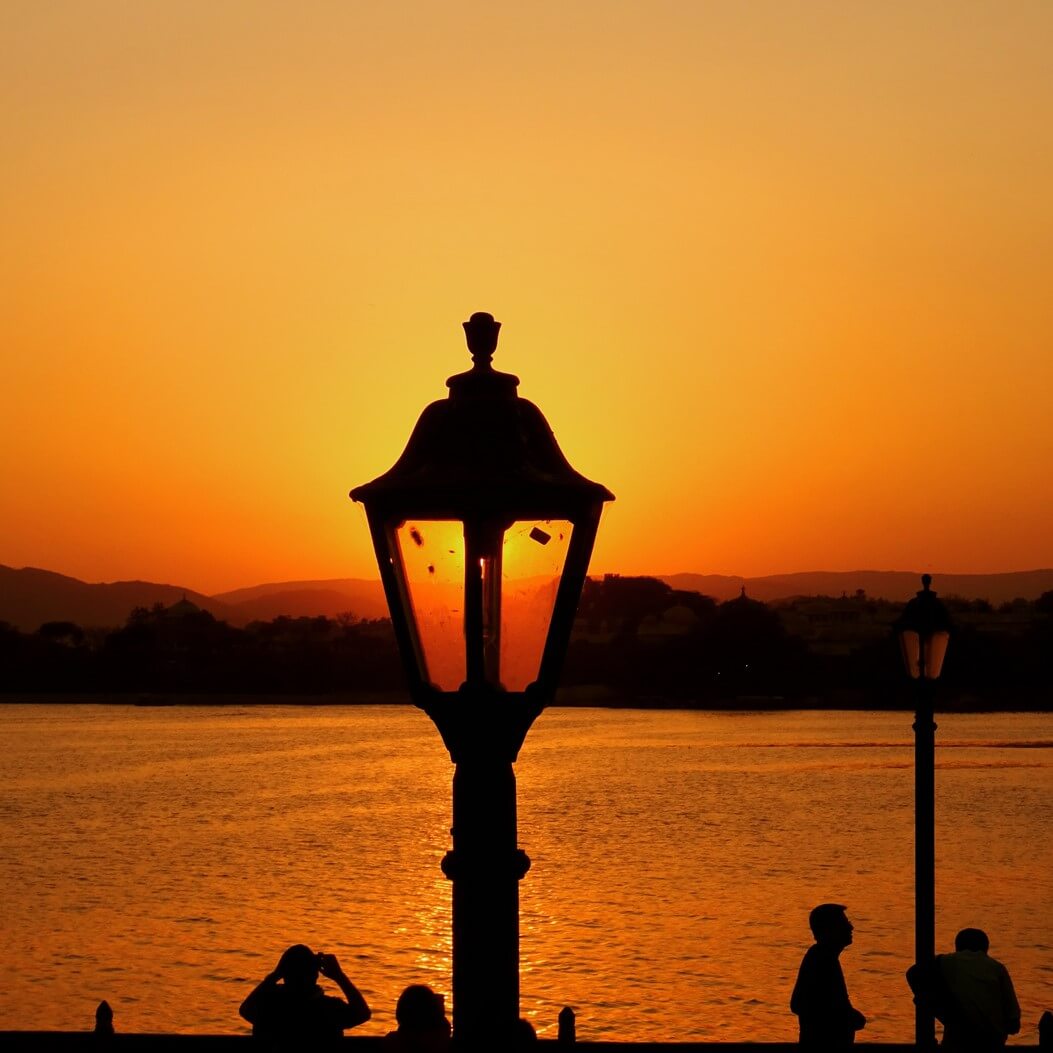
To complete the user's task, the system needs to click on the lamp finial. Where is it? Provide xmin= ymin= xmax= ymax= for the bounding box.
xmin=463 ymin=312 xmax=501 ymax=368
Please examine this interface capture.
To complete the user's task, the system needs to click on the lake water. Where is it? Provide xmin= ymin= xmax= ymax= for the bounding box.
xmin=0 ymin=704 xmax=1049 ymax=1042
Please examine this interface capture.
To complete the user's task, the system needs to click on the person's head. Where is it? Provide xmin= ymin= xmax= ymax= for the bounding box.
xmin=1038 ymin=1009 xmax=1053 ymax=1050
xmin=512 ymin=1017 xmax=538 ymax=1047
xmin=809 ymin=903 xmax=854 ymax=948
xmin=395 ymin=984 xmax=450 ymax=1036
xmin=277 ymin=944 xmax=320 ymax=990
xmin=955 ymin=928 xmax=989 ymax=953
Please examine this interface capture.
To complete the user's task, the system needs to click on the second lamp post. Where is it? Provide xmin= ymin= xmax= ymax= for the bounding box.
xmin=895 ymin=574 xmax=952 ymax=1050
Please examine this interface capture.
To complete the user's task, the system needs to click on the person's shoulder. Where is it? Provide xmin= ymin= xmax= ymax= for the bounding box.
xmin=797 ymin=943 xmax=828 ymax=973
xmin=320 ymin=993 xmax=367 ymax=1026
xmin=320 ymin=993 xmax=352 ymax=1013
xmin=801 ymin=943 xmax=832 ymax=963
xmin=252 ymin=984 xmax=291 ymax=1011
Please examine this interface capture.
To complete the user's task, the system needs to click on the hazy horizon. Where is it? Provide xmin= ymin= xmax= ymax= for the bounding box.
xmin=6 ymin=558 xmax=1052 ymax=600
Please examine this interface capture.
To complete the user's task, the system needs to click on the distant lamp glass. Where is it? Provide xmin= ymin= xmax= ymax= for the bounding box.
xmin=895 ymin=575 xmax=952 ymax=680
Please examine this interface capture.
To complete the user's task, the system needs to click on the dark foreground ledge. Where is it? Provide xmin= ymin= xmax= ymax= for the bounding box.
xmin=1 ymin=1037 xmax=1040 ymax=1052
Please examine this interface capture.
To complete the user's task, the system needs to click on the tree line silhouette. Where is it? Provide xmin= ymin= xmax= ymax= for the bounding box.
xmin=1 ymin=576 xmax=1050 ymax=708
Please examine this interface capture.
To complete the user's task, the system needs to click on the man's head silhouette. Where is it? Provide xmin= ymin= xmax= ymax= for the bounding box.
xmin=277 ymin=944 xmax=320 ymax=990
xmin=809 ymin=903 xmax=854 ymax=948
xmin=954 ymin=928 xmax=989 ymax=952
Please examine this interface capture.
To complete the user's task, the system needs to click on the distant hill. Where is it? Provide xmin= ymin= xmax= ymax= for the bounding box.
xmin=0 ymin=565 xmax=230 ymax=632
xmin=0 ymin=567 xmax=389 ymax=631
xmin=3 ymin=564 xmax=1051 ymax=632
xmin=660 ymin=570 xmax=1053 ymax=604
xmin=216 ymin=582 xmax=389 ymax=624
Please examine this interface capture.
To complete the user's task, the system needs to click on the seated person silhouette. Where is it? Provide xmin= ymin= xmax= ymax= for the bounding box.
xmin=790 ymin=903 xmax=867 ymax=1050
xmin=384 ymin=984 xmax=451 ymax=1052
xmin=907 ymin=927 xmax=1021 ymax=1051
xmin=240 ymin=943 xmax=370 ymax=1048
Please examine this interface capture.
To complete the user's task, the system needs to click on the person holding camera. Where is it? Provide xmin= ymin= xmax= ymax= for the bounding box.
xmin=240 ymin=943 xmax=371 ymax=1048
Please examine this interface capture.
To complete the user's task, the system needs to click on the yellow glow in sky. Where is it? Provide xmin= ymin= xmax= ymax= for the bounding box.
xmin=2 ymin=2 xmax=1051 ymax=592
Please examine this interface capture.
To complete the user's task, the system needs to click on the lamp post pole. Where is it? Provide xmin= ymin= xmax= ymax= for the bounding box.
xmin=428 ymin=699 xmax=540 ymax=1047
xmin=895 ymin=574 xmax=951 ymax=1051
xmin=914 ymin=674 xmax=936 ymax=1049
xmin=442 ymin=738 xmax=530 ymax=1045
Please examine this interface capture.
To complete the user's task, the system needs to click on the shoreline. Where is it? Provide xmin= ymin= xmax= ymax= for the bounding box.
xmin=1 ymin=689 xmax=1049 ymax=713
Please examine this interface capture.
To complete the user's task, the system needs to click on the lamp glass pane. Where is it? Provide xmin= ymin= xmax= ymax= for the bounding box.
xmin=924 ymin=630 xmax=950 ymax=680
xmin=395 ymin=520 xmax=466 ymax=691
xmin=898 ymin=629 xmax=921 ymax=679
xmin=499 ymin=520 xmax=573 ymax=691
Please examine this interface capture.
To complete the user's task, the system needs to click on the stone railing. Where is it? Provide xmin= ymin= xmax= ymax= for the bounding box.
xmin=4 ymin=1002 xmax=1046 ymax=1053
xmin=0 ymin=1040 xmax=976 ymax=1052
xmin=0 ymin=1037 xmax=1043 ymax=1052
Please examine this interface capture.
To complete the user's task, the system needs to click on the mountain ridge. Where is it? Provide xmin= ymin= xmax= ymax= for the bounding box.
xmin=0 ymin=565 xmax=231 ymax=631
xmin=3 ymin=563 xmax=1051 ymax=632
xmin=661 ymin=569 xmax=1053 ymax=604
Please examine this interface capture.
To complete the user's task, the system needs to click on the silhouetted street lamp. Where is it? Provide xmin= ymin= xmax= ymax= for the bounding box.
xmin=351 ymin=312 xmax=613 ymax=1047
xmin=895 ymin=573 xmax=952 ymax=1050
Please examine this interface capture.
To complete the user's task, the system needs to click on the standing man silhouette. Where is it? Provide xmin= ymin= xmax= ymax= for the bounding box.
xmin=791 ymin=903 xmax=867 ymax=1049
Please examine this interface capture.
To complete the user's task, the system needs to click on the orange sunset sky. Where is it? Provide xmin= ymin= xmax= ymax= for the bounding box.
xmin=2 ymin=2 xmax=1051 ymax=595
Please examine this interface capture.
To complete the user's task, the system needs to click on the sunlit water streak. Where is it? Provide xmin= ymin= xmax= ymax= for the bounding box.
xmin=0 ymin=705 xmax=1049 ymax=1042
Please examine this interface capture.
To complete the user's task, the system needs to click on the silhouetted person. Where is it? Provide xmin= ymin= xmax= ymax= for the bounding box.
xmin=240 ymin=944 xmax=370 ymax=1049
xmin=512 ymin=1017 xmax=538 ymax=1046
xmin=918 ymin=928 xmax=1021 ymax=1051
xmin=384 ymin=984 xmax=451 ymax=1052
xmin=1038 ymin=1010 xmax=1053 ymax=1050
xmin=790 ymin=903 xmax=866 ymax=1049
